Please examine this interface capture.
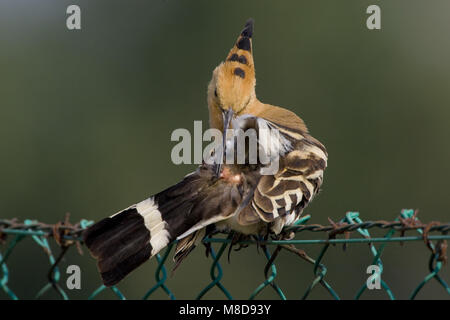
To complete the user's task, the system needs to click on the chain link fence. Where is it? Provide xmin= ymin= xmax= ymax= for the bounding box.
xmin=1 ymin=209 xmax=449 ymax=300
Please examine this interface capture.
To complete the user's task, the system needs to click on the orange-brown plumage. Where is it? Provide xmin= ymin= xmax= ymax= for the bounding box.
xmin=207 ymin=19 xmax=308 ymax=135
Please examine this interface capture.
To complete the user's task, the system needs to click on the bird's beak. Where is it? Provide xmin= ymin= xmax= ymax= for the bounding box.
xmin=216 ymin=108 xmax=234 ymax=177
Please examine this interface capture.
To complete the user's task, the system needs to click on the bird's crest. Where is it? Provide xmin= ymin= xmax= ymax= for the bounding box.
xmin=223 ymin=18 xmax=255 ymax=85
xmin=208 ymin=19 xmax=257 ymax=125
xmin=226 ymin=18 xmax=254 ymax=69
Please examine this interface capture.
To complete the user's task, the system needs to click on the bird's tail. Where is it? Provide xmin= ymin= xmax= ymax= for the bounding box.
xmin=83 ymin=204 xmax=155 ymax=286
xmin=83 ymin=165 xmax=251 ymax=286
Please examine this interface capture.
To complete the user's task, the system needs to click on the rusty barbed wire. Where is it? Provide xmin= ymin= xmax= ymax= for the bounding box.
xmin=1 ymin=216 xmax=448 ymax=244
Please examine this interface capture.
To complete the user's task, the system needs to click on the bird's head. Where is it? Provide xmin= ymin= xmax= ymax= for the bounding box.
xmin=208 ymin=19 xmax=256 ymax=129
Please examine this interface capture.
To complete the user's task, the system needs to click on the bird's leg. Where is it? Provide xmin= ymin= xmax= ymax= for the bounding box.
xmin=227 ymin=232 xmax=251 ymax=262
xmin=252 ymin=235 xmax=264 ymax=254
xmin=233 ymin=234 xmax=251 ymax=251
xmin=202 ymin=225 xmax=221 ymax=258
xmin=204 ymin=241 xmax=212 ymax=258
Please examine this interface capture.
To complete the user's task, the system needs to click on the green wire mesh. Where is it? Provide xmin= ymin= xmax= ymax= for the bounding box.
xmin=0 ymin=209 xmax=449 ymax=300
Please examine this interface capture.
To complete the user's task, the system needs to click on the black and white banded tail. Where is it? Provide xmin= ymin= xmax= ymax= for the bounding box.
xmin=83 ymin=164 xmax=250 ymax=286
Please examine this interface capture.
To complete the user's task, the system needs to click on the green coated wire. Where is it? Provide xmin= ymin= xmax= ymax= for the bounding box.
xmin=0 ymin=235 xmax=25 ymax=300
xmin=89 ymin=285 xmax=126 ymax=300
xmin=345 ymin=212 xmax=395 ymax=300
xmin=398 ymin=209 xmax=450 ymax=299
xmin=410 ymin=252 xmax=448 ymax=299
xmin=301 ymin=243 xmax=339 ymax=300
xmin=142 ymin=243 xmax=175 ymax=300
xmin=249 ymin=246 xmax=286 ymax=300
xmin=0 ymin=252 xmax=17 ymax=300
xmin=14 ymin=220 xmax=68 ymax=300
xmin=248 ymin=215 xmax=312 ymax=300
xmin=196 ymin=235 xmax=233 ymax=300
xmin=31 ymin=235 xmax=68 ymax=300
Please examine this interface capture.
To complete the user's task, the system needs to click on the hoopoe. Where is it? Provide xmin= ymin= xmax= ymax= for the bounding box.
xmin=83 ymin=19 xmax=327 ymax=286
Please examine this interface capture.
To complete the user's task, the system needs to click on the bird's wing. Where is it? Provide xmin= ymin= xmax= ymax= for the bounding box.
xmin=235 ymin=117 xmax=328 ymax=227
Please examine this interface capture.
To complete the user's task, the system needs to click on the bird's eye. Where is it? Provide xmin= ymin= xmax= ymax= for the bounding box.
xmin=214 ymin=89 xmax=218 ymax=97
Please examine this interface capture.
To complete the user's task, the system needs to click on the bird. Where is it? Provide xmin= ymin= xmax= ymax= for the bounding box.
xmin=83 ymin=18 xmax=328 ymax=287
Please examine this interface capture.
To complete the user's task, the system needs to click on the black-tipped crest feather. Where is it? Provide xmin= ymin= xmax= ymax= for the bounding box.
xmin=241 ymin=18 xmax=254 ymax=38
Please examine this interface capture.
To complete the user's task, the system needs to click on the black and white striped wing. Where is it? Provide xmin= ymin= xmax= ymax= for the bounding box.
xmin=238 ymin=118 xmax=328 ymax=229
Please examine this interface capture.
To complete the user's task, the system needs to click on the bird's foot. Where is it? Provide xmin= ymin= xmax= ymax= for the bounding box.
xmin=227 ymin=232 xmax=252 ymax=262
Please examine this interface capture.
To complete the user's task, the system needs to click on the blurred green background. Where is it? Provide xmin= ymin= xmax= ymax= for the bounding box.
xmin=0 ymin=0 xmax=449 ymax=300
